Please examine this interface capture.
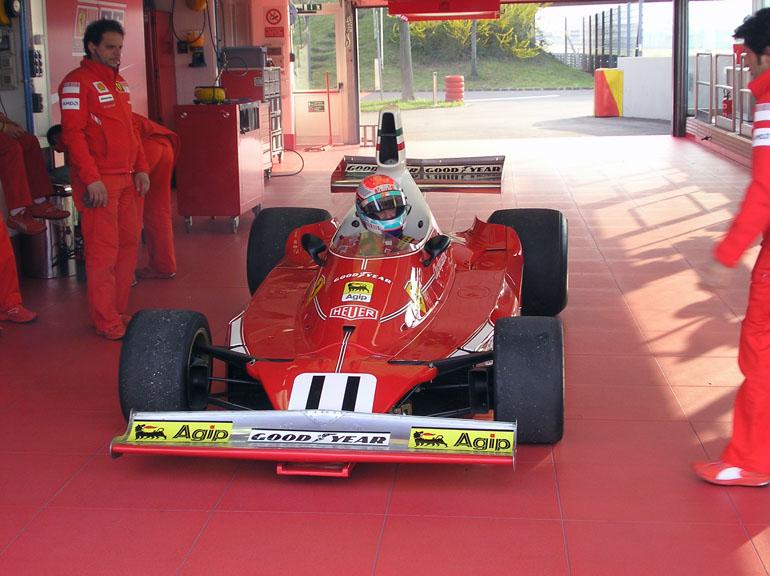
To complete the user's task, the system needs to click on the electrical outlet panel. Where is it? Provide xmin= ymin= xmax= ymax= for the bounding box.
xmin=0 ymin=29 xmax=17 ymax=90
xmin=28 ymin=49 xmax=43 ymax=78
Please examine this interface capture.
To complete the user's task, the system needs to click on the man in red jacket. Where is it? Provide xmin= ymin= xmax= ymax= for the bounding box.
xmin=695 ymin=8 xmax=770 ymax=486
xmin=58 ymin=19 xmax=149 ymax=340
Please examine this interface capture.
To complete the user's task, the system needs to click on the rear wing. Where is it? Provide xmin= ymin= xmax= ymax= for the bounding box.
xmin=331 ymin=155 xmax=505 ymax=194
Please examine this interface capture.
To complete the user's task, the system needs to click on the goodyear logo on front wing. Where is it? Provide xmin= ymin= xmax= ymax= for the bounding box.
xmin=129 ymin=421 xmax=232 ymax=443
xmin=409 ymin=428 xmax=514 ymax=454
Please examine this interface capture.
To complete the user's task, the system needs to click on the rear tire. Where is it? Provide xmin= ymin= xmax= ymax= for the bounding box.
xmin=247 ymin=207 xmax=331 ymax=295
xmin=119 ymin=310 xmax=212 ymax=421
xmin=493 ymin=316 xmax=564 ymax=444
xmin=488 ymin=208 xmax=568 ymax=316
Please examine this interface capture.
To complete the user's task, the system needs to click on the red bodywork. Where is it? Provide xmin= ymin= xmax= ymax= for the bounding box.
xmin=237 ymin=217 xmax=523 ymax=414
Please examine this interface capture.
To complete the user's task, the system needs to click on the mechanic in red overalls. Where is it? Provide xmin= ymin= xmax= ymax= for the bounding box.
xmin=58 ymin=19 xmax=149 ymax=341
xmin=132 ymin=113 xmax=178 ymax=280
xmin=695 ymin=8 xmax=770 ymax=486
xmin=0 ymin=112 xmax=70 ymax=235
xmin=48 ymin=115 xmax=179 ymax=281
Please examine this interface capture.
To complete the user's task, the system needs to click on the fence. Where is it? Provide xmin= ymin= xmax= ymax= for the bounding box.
xmin=551 ymin=3 xmax=640 ymax=74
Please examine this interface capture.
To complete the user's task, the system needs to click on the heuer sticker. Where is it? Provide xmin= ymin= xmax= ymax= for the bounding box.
xmin=61 ymin=82 xmax=80 ymax=94
xmin=129 ymin=420 xmax=232 ymax=443
xmin=342 ymin=281 xmax=373 ymax=302
xmin=409 ymin=427 xmax=514 ymax=454
xmin=330 ymin=304 xmax=378 ymax=321
xmin=61 ymin=98 xmax=80 ymax=110
xmin=98 ymin=93 xmax=115 ymax=103
xmin=249 ymin=429 xmax=390 ymax=446
xmin=93 ymin=81 xmax=109 ymax=94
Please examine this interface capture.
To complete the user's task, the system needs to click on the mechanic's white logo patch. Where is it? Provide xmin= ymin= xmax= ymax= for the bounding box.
xmin=330 ymin=304 xmax=378 ymax=321
xmin=93 ymin=81 xmax=110 ymax=94
xmin=753 ymin=128 xmax=770 ymax=147
xmin=342 ymin=281 xmax=373 ymax=302
xmin=61 ymin=98 xmax=80 ymax=110
xmin=98 ymin=93 xmax=114 ymax=103
xmin=249 ymin=429 xmax=390 ymax=446
xmin=289 ymin=373 xmax=377 ymax=412
xmin=61 ymin=82 xmax=80 ymax=94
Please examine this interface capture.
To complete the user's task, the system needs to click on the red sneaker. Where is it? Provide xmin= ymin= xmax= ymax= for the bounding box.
xmin=6 ymin=210 xmax=46 ymax=235
xmin=135 ymin=267 xmax=176 ymax=280
xmin=27 ymin=200 xmax=70 ymax=220
xmin=98 ymin=324 xmax=126 ymax=341
xmin=694 ymin=460 xmax=770 ymax=487
xmin=0 ymin=305 xmax=38 ymax=323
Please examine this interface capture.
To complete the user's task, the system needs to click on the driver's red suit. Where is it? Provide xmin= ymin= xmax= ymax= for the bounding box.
xmin=59 ymin=57 xmax=149 ymax=333
xmin=714 ymin=69 xmax=770 ymax=473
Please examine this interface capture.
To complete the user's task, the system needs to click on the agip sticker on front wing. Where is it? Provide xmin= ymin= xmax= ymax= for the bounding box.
xmin=409 ymin=427 xmax=515 ymax=454
xmin=128 ymin=421 xmax=232 ymax=443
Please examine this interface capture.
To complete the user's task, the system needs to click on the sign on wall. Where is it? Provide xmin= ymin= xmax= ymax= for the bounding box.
xmin=264 ymin=7 xmax=284 ymax=38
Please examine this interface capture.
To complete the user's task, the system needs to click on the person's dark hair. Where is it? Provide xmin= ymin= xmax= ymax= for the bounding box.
xmin=82 ymin=19 xmax=124 ymax=56
xmin=46 ymin=124 xmax=62 ymax=148
xmin=734 ymin=8 xmax=770 ymax=56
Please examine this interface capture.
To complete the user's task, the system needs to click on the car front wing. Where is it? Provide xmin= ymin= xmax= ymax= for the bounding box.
xmin=111 ymin=409 xmax=516 ymax=468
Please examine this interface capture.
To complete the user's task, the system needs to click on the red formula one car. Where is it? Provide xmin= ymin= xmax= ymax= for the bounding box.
xmin=111 ymin=106 xmax=568 ymax=477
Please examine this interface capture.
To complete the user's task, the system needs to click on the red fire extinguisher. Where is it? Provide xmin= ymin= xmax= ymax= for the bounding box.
xmin=722 ymin=91 xmax=733 ymax=119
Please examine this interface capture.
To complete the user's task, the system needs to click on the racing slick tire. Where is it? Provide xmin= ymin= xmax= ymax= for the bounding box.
xmin=488 ymin=209 xmax=568 ymax=317
xmin=119 ymin=310 xmax=212 ymax=420
xmin=247 ymin=207 xmax=332 ymax=295
xmin=492 ymin=316 xmax=564 ymax=444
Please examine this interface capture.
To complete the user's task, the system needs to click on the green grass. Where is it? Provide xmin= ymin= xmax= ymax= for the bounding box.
xmin=359 ymin=98 xmax=464 ymax=112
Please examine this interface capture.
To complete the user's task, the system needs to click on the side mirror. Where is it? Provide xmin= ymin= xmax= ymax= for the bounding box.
xmin=301 ymin=233 xmax=327 ymax=266
xmin=423 ymin=234 xmax=451 ymax=267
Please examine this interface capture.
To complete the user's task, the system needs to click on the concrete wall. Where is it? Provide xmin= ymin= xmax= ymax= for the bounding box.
xmin=618 ymin=56 xmax=672 ymax=121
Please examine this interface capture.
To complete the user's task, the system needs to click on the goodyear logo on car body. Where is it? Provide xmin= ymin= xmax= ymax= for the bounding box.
xmin=342 ymin=281 xmax=373 ymax=302
xmin=129 ymin=421 xmax=232 ymax=443
xmin=409 ymin=428 xmax=514 ymax=454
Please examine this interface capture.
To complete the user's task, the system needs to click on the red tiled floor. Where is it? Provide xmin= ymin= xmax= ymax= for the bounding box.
xmin=3 ymin=134 xmax=767 ymax=574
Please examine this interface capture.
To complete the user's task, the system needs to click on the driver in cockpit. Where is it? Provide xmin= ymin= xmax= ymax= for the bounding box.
xmin=351 ymin=174 xmax=415 ymax=255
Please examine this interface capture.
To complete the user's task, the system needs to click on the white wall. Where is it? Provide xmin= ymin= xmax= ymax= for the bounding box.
xmin=617 ymin=56 xmax=672 ymax=121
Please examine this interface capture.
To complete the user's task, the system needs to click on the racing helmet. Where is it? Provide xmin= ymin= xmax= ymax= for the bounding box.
xmin=355 ymin=174 xmax=407 ymax=236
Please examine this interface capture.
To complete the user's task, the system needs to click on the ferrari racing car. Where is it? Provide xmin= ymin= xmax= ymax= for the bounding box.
xmin=111 ymin=106 xmax=568 ymax=477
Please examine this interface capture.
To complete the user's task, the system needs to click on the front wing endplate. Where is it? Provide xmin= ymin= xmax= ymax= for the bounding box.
xmin=111 ymin=410 xmax=516 ymax=467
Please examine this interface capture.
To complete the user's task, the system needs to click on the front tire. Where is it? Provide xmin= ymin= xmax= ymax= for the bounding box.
xmin=493 ymin=316 xmax=564 ymax=444
xmin=119 ymin=309 xmax=212 ymax=420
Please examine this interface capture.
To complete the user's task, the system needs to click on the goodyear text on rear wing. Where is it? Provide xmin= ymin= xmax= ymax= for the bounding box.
xmin=331 ymin=155 xmax=505 ymax=194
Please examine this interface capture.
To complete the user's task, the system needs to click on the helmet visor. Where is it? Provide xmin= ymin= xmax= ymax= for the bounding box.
xmin=361 ymin=192 xmax=406 ymax=220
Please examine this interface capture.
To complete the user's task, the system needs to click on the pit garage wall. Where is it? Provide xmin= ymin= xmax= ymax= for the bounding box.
xmin=45 ymin=0 xmax=148 ymax=124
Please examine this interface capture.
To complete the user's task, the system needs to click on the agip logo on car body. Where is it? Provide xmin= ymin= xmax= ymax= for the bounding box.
xmin=129 ymin=421 xmax=232 ymax=443
xmin=409 ymin=427 xmax=514 ymax=454
xmin=342 ymin=281 xmax=373 ymax=302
